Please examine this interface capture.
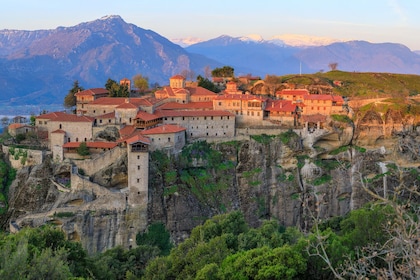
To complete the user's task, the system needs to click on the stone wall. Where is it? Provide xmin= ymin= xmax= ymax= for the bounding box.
xmin=2 ymin=145 xmax=45 ymax=169
xmin=162 ymin=115 xmax=235 ymax=139
xmin=72 ymin=146 xmax=126 ymax=176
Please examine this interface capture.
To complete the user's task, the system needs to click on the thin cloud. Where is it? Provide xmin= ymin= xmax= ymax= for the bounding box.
xmin=388 ymin=0 xmax=408 ymax=25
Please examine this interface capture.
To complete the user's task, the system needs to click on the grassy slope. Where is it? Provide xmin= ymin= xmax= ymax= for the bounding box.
xmin=278 ymin=71 xmax=420 ymax=117
xmin=279 ymin=70 xmax=420 ymax=98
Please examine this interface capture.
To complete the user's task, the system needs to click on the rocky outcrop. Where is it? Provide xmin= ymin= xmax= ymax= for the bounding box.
xmin=2 ymin=122 xmax=419 ymax=252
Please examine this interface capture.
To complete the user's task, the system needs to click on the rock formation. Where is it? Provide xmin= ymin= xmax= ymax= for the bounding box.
xmin=1 ymin=112 xmax=419 ymax=253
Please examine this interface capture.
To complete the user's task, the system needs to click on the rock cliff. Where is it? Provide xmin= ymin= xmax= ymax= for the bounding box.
xmin=1 ymin=112 xmax=419 ymax=253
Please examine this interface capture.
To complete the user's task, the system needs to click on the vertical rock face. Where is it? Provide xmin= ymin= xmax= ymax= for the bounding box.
xmin=2 ymin=120 xmax=419 ymax=252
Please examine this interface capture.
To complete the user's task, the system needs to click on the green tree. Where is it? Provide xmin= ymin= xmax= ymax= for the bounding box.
xmin=219 ymin=246 xmax=306 ymax=280
xmin=89 ymin=245 xmax=159 ymax=280
xmin=64 ymin=80 xmax=84 ymax=108
xmin=136 ymin=222 xmax=173 ymax=255
xmin=211 ymin=66 xmax=234 ymax=78
xmin=0 ymin=226 xmax=91 ymax=279
xmin=197 ymin=75 xmax=220 ymax=93
xmin=105 ymin=78 xmax=130 ymax=97
xmin=29 ymin=115 xmax=36 ymax=126
xmin=133 ymin=74 xmax=149 ymax=94
xmin=76 ymin=142 xmax=90 ymax=156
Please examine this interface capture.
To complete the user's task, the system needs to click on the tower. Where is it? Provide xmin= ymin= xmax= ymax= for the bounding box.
xmin=126 ymin=135 xmax=150 ymax=207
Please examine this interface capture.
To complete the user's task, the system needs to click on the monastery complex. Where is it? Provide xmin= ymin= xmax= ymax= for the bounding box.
xmin=5 ymin=74 xmax=347 ymax=248
xmin=34 ymin=75 xmax=346 ymax=161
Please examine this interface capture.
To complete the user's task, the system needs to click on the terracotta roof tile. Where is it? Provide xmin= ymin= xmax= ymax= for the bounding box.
xmin=156 ymin=101 xmax=213 ymax=110
xmin=187 ymin=87 xmax=217 ymax=96
xmin=214 ymin=93 xmax=267 ymax=101
xmin=135 ymin=111 xmax=160 ymax=121
xmin=50 ymin=114 xmax=94 ymax=123
xmin=265 ymin=100 xmax=297 ymax=112
xmin=51 ymin=129 xmax=66 ymax=134
xmin=302 ymin=114 xmax=327 ymax=122
xmin=119 ymin=125 xmax=137 ymax=138
xmin=36 ymin=111 xmax=67 ymax=120
xmin=141 ymin=124 xmax=186 ymax=135
xmin=170 ymin=75 xmax=185 ymax=80
xmin=155 ymin=109 xmax=234 ymax=118
xmin=74 ymin=88 xmax=109 ymax=97
xmin=125 ymin=133 xmax=151 ymax=145
xmin=116 ymin=102 xmax=138 ymax=109
xmin=96 ymin=112 xmax=115 ymax=119
xmin=89 ymin=97 xmax=149 ymax=107
xmin=8 ymin=123 xmax=25 ymax=129
xmin=277 ymin=89 xmax=309 ymax=96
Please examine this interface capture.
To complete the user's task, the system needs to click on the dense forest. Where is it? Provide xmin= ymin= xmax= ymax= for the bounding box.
xmin=0 ymin=201 xmax=417 ymax=279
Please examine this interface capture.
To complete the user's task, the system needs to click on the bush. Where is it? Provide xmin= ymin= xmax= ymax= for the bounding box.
xmin=76 ymin=142 xmax=90 ymax=156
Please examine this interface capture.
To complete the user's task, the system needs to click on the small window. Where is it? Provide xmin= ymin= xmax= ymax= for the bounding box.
xmin=137 ymin=155 xmax=140 ymax=159
xmin=137 ymin=165 xmax=140 ymax=170
xmin=137 ymin=178 xmax=140 ymax=183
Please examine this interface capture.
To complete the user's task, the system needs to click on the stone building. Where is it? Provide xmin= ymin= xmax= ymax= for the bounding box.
xmin=141 ymin=124 xmax=186 ymax=153
xmin=156 ymin=109 xmax=235 ymax=139
xmin=74 ymin=88 xmax=109 ymax=116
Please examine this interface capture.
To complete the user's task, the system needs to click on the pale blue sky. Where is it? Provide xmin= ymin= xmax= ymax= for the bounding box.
xmin=1 ymin=0 xmax=419 ymax=50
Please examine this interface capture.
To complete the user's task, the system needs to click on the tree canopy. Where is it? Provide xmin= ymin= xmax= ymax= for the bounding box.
xmin=133 ymin=74 xmax=149 ymax=94
xmin=63 ymin=80 xmax=84 ymax=108
xmin=211 ymin=66 xmax=234 ymax=78
xmin=197 ymin=75 xmax=220 ymax=93
xmin=105 ymin=78 xmax=130 ymax=97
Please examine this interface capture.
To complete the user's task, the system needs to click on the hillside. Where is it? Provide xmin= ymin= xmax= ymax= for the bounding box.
xmin=0 ymin=15 xmax=221 ymax=106
xmin=278 ymin=71 xmax=420 ymax=98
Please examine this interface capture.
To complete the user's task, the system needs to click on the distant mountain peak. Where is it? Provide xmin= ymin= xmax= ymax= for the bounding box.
xmin=269 ymin=34 xmax=343 ymax=47
xmin=99 ymin=15 xmax=122 ymax=21
xmin=171 ymin=37 xmax=204 ymax=47
xmin=239 ymin=34 xmax=264 ymax=43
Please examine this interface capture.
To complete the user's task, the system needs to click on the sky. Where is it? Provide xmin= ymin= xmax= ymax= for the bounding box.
xmin=1 ymin=0 xmax=420 ymax=50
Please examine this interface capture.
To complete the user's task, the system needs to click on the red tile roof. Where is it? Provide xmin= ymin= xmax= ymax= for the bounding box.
xmin=155 ymin=86 xmax=175 ymax=97
xmin=74 ymin=88 xmax=109 ymax=97
xmin=214 ymin=93 xmax=267 ymax=101
xmin=89 ymin=97 xmax=145 ymax=107
xmin=141 ymin=124 xmax=186 ymax=135
xmin=50 ymin=114 xmax=94 ymax=123
xmin=155 ymin=109 xmax=235 ymax=118
xmin=119 ymin=125 xmax=137 ymax=138
xmin=51 ymin=129 xmax=66 ymax=134
xmin=135 ymin=111 xmax=160 ymax=121
xmin=36 ymin=111 xmax=67 ymax=120
xmin=187 ymin=87 xmax=217 ymax=96
xmin=96 ymin=112 xmax=115 ymax=119
xmin=156 ymin=101 xmax=213 ymax=111
xmin=63 ymin=141 xmax=118 ymax=149
xmin=116 ymin=102 xmax=138 ymax=109
xmin=125 ymin=133 xmax=151 ymax=145
xmin=170 ymin=75 xmax=185 ymax=80
xmin=302 ymin=114 xmax=327 ymax=122
xmin=265 ymin=100 xmax=296 ymax=112
xmin=8 ymin=123 xmax=25 ymax=129
xmin=277 ymin=89 xmax=309 ymax=95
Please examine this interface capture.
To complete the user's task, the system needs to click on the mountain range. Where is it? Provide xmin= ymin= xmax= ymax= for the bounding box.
xmin=1 ymin=15 xmax=420 ymax=106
